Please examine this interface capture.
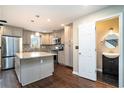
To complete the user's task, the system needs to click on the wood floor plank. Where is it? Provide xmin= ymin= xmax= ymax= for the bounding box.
xmin=0 ymin=64 xmax=115 ymax=88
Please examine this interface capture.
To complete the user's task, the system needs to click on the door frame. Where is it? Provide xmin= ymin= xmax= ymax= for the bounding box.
xmin=95 ymin=12 xmax=124 ymax=87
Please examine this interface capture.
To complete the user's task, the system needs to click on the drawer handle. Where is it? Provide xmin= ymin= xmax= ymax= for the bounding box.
xmin=40 ymin=60 xmax=43 ymax=63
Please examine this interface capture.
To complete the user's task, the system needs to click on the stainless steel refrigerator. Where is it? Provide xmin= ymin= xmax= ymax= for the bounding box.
xmin=1 ymin=36 xmax=21 ymax=70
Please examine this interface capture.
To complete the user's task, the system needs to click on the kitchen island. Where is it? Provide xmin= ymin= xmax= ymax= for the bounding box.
xmin=15 ymin=52 xmax=56 ymax=86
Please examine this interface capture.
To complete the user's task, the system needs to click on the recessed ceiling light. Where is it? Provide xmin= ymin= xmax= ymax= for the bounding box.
xmin=35 ymin=32 xmax=40 ymax=36
xmin=47 ymin=19 xmax=51 ymax=22
xmin=61 ymin=24 xmax=64 ymax=27
xmin=31 ymin=20 xmax=34 ymax=22
xmin=31 ymin=34 xmax=34 ymax=38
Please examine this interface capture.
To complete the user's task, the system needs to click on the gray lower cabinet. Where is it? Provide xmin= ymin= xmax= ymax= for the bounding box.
xmin=15 ymin=56 xmax=54 ymax=86
xmin=58 ymin=51 xmax=65 ymax=65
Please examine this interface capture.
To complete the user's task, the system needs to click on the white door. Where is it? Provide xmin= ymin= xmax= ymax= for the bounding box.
xmin=78 ymin=23 xmax=96 ymax=81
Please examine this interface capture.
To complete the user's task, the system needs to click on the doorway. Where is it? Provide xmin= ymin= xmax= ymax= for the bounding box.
xmin=96 ymin=16 xmax=119 ymax=87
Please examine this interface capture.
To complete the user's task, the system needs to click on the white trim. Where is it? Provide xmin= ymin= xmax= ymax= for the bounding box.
xmin=97 ymin=68 xmax=102 ymax=72
xmin=95 ymin=13 xmax=123 ymax=23
xmin=72 ymin=71 xmax=79 ymax=76
xmin=118 ymin=13 xmax=124 ymax=88
xmin=95 ymin=12 xmax=124 ymax=88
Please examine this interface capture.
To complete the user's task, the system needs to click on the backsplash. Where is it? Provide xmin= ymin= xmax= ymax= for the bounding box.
xmin=23 ymin=44 xmax=64 ymax=52
xmin=23 ymin=44 xmax=52 ymax=52
xmin=23 ymin=44 xmax=40 ymax=52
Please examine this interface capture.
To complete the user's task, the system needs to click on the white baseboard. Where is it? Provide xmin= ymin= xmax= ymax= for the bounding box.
xmin=97 ymin=68 xmax=102 ymax=72
xmin=72 ymin=71 xmax=79 ymax=76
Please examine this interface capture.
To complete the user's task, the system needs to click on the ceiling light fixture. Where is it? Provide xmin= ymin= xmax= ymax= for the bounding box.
xmin=61 ymin=24 xmax=64 ymax=27
xmin=0 ymin=23 xmax=4 ymax=26
xmin=47 ymin=19 xmax=51 ymax=22
xmin=31 ymin=20 xmax=34 ymax=22
xmin=0 ymin=20 xmax=7 ymax=24
xmin=35 ymin=32 xmax=40 ymax=36
xmin=35 ymin=15 xmax=40 ymax=18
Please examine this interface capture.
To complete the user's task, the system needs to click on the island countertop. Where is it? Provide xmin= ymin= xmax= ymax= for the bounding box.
xmin=16 ymin=52 xmax=57 ymax=59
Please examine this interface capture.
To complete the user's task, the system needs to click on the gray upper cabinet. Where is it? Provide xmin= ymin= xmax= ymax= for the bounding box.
xmin=3 ymin=26 xmax=23 ymax=37
xmin=12 ymin=27 xmax=23 ymax=37
xmin=23 ymin=30 xmax=32 ymax=44
xmin=0 ymin=26 xmax=4 ymax=47
xmin=41 ymin=33 xmax=50 ymax=45
xmin=22 ymin=30 xmax=35 ymax=44
xmin=3 ymin=26 xmax=13 ymax=36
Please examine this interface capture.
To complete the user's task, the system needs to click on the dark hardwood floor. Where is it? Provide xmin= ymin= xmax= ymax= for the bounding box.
xmin=0 ymin=64 xmax=115 ymax=88
xmin=0 ymin=69 xmax=21 ymax=88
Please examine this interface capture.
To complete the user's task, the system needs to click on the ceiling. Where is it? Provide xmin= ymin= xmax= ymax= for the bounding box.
xmin=0 ymin=5 xmax=108 ymax=32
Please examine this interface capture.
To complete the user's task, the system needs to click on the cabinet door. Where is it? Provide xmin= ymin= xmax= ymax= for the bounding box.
xmin=103 ymin=57 xmax=113 ymax=74
xmin=41 ymin=34 xmax=50 ymax=45
xmin=49 ymin=33 xmax=53 ymax=44
xmin=23 ymin=31 xmax=27 ymax=44
xmin=111 ymin=58 xmax=119 ymax=76
xmin=58 ymin=51 xmax=65 ymax=65
xmin=15 ymin=57 xmax=21 ymax=82
xmin=103 ymin=55 xmax=119 ymax=76
xmin=45 ymin=34 xmax=50 ymax=44
xmin=0 ymin=26 xmax=4 ymax=47
xmin=41 ymin=34 xmax=45 ymax=44
xmin=39 ymin=57 xmax=54 ymax=78
xmin=61 ymin=31 xmax=64 ymax=44
xmin=3 ymin=26 xmax=23 ymax=37
xmin=3 ymin=26 xmax=13 ymax=36
xmin=12 ymin=28 xmax=23 ymax=37
xmin=23 ymin=31 xmax=32 ymax=44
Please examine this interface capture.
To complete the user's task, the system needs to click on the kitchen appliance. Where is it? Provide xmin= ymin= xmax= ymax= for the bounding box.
xmin=1 ymin=36 xmax=22 ymax=70
xmin=52 ymin=38 xmax=61 ymax=44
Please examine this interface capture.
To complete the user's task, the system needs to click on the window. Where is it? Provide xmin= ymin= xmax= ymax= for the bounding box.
xmin=31 ymin=34 xmax=40 ymax=49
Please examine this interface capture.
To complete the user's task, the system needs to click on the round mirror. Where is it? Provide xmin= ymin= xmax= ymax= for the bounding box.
xmin=104 ymin=32 xmax=119 ymax=48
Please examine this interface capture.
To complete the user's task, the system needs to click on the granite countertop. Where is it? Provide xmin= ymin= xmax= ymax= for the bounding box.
xmin=16 ymin=52 xmax=57 ymax=59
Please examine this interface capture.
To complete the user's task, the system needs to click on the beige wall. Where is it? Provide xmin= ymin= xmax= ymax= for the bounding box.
xmin=96 ymin=17 xmax=119 ymax=70
xmin=72 ymin=6 xmax=124 ymax=87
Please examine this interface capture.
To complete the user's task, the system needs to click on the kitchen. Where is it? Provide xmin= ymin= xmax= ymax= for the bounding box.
xmin=0 ymin=22 xmax=73 ymax=87
xmin=0 ymin=5 xmax=123 ymax=88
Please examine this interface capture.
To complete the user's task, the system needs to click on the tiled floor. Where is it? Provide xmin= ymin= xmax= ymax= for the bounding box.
xmin=97 ymin=71 xmax=118 ymax=87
